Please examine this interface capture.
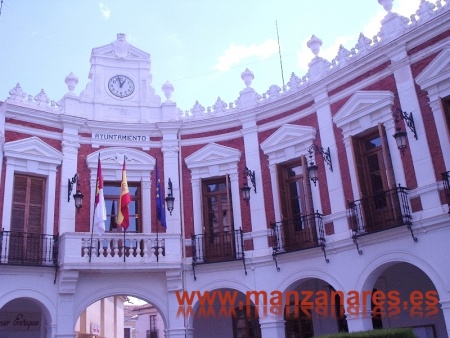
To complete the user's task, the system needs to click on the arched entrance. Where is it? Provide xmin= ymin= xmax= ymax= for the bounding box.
xmin=0 ymin=297 xmax=52 ymax=337
xmin=284 ymin=278 xmax=349 ymax=338
xmin=362 ymin=262 xmax=447 ymax=337
xmin=75 ymin=295 xmax=166 ymax=338
xmin=188 ymin=287 xmax=261 ymax=338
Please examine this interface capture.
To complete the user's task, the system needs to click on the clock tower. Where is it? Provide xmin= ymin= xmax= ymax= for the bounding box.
xmin=74 ymin=33 xmax=164 ymax=123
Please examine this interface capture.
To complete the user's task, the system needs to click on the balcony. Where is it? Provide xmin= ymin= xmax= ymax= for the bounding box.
xmin=270 ymin=212 xmax=325 ymax=254
xmin=347 ymin=185 xmax=412 ymax=237
xmin=192 ymin=228 xmax=244 ymax=264
xmin=0 ymin=230 xmax=58 ymax=267
xmin=442 ymin=171 xmax=450 ymax=213
xmin=191 ymin=228 xmax=246 ymax=279
xmin=58 ymin=232 xmax=181 ymax=268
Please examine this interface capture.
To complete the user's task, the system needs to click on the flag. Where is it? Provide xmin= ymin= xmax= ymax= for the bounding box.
xmin=155 ymin=161 xmax=167 ymax=229
xmin=118 ymin=158 xmax=131 ymax=231
xmin=94 ymin=155 xmax=106 ymax=236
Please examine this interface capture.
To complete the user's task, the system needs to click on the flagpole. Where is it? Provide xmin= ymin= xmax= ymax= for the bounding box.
xmin=89 ymin=210 xmax=95 ymax=262
xmin=123 ymin=227 xmax=126 ymax=263
xmin=156 ymin=219 xmax=159 ymax=262
xmin=89 ymin=153 xmax=101 ymax=263
xmin=123 ymin=155 xmax=126 ymax=263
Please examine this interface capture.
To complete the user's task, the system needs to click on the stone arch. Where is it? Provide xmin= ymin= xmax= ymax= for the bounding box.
xmin=73 ymin=284 xmax=169 ymax=331
xmin=0 ymin=289 xmax=55 ymax=336
xmin=354 ymin=251 xmax=448 ymax=297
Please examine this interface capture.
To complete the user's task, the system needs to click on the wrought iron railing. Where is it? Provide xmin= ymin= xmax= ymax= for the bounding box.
xmin=146 ymin=330 xmax=158 ymax=338
xmin=191 ymin=228 xmax=246 ymax=279
xmin=347 ymin=185 xmax=415 ymax=252
xmin=0 ymin=230 xmax=58 ymax=267
xmin=442 ymin=171 xmax=450 ymax=214
xmin=271 ymin=213 xmax=324 ymax=253
xmin=270 ymin=212 xmax=328 ymax=267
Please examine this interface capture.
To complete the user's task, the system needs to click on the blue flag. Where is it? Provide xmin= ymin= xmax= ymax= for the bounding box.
xmin=155 ymin=161 xmax=167 ymax=229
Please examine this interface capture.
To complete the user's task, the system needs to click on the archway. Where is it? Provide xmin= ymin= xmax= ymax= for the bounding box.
xmin=75 ymin=294 xmax=166 ymax=338
xmin=0 ymin=297 xmax=52 ymax=338
xmin=360 ymin=262 xmax=447 ymax=337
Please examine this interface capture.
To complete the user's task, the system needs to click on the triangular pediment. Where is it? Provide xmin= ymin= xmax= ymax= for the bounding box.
xmin=416 ymin=46 xmax=450 ymax=89
xmin=86 ymin=147 xmax=155 ymax=171
xmin=185 ymin=143 xmax=241 ymax=169
xmin=333 ymin=91 xmax=394 ymax=128
xmin=261 ymin=124 xmax=316 ymax=156
xmin=4 ymin=136 xmax=63 ymax=164
xmin=91 ymin=34 xmax=150 ymax=60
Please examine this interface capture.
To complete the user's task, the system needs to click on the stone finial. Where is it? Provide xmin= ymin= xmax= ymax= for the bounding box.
xmin=8 ymin=83 xmax=26 ymax=101
xmin=113 ymin=33 xmax=129 ymax=58
xmin=65 ymin=72 xmax=79 ymax=93
xmin=34 ymin=89 xmax=50 ymax=106
xmin=378 ymin=0 xmax=393 ymax=13
xmin=162 ymin=81 xmax=174 ymax=101
xmin=307 ymin=35 xmax=323 ymax=57
xmin=241 ymin=68 xmax=254 ymax=88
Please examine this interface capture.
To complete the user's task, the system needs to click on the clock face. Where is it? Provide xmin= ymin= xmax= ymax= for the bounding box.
xmin=108 ymin=75 xmax=135 ymax=98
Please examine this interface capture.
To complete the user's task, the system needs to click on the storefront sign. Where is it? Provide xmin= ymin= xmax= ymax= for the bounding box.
xmin=91 ymin=323 xmax=100 ymax=334
xmin=0 ymin=312 xmax=40 ymax=331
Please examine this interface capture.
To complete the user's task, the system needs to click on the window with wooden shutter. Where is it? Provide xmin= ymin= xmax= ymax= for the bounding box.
xmin=201 ymin=176 xmax=235 ymax=262
xmin=9 ymin=174 xmax=45 ymax=264
xmin=276 ymin=156 xmax=317 ymax=250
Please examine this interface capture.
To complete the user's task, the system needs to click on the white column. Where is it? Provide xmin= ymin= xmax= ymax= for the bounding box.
xmin=240 ymin=116 xmax=270 ymax=256
xmin=441 ymin=300 xmax=450 ymax=338
xmin=429 ymin=98 xmax=450 ymax=170
xmin=56 ymin=270 xmax=79 ymax=338
xmin=166 ymin=270 xmax=187 ymax=338
xmin=390 ymin=50 xmax=442 ymax=217
xmin=259 ymin=317 xmax=285 ymax=338
xmin=313 ymin=91 xmax=350 ymax=240
xmin=141 ymin=178 xmax=151 ymax=233
xmin=159 ymin=122 xmax=182 ymax=235
xmin=345 ymin=310 xmax=373 ymax=333
xmin=384 ymin=120 xmax=407 ymax=186
xmin=191 ymin=178 xmax=202 ymax=236
xmin=59 ymin=117 xmax=84 ymax=233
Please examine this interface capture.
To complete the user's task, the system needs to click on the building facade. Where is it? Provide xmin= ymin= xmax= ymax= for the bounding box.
xmin=0 ymin=1 xmax=450 ymax=337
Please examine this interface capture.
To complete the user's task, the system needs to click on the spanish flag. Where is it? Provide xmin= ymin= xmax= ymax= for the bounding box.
xmin=118 ymin=157 xmax=131 ymax=231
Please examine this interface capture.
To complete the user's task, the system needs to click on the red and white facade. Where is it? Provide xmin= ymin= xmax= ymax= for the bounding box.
xmin=0 ymin=1 xmax=450 ymax=337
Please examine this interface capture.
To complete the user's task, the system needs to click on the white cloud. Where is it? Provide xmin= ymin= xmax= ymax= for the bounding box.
xmin=99 ymin=2 xmax=111 ymax=19
xmin=213 ymin=39 xmax=278 ymax=72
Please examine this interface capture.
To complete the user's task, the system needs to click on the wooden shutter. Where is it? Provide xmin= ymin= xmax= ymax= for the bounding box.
xmin=349 ymin=136 xmax=367 ymax=198
xmin=11 ymin=175 xmax=44 ymax=234
xmin=378 ymin=123 xmax=395 ymax=189
xmin=276 ymin=164 xmax=288 ymax=220
xmin=301 ymin=155 xmax=314 ymax=214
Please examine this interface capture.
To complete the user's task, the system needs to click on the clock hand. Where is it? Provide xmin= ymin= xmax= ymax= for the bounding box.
xmin=117 ymin=76 xmax=125 ymax=88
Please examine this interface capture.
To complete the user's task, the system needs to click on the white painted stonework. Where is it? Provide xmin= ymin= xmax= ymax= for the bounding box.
xmin=1 ymin=2 xmax=450 ymax=338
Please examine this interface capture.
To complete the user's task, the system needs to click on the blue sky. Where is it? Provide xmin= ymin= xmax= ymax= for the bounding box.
xmin=0 ymin=0 xmax=421 ymax=111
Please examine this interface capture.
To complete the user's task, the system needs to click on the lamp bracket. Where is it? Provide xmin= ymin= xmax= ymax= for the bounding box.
xmin=394 ymin=107 xmax=418 ymax=140
xmin=68 ymin=173 xmax=79 ymax=202
xmin=308 ymin=144 xmax=333 ymax=172
xmin=243 ymin=167 xmax=256 ymax=193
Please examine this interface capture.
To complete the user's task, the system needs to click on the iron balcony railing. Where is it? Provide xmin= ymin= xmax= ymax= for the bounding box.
xmin=347 ymin=185 xmax=412 ymax=236
xmin=191 ymin=228 xmax=247 ymax=280
xmin=270 ymin=212 xmax=325 ymax=254
xmin=192 ymin=228 xmax=244 ymax=264
xmin=442 ymin=171 xmax=450 ymax=213
xmin=0 ymin=230 xmax=58 ymax=267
